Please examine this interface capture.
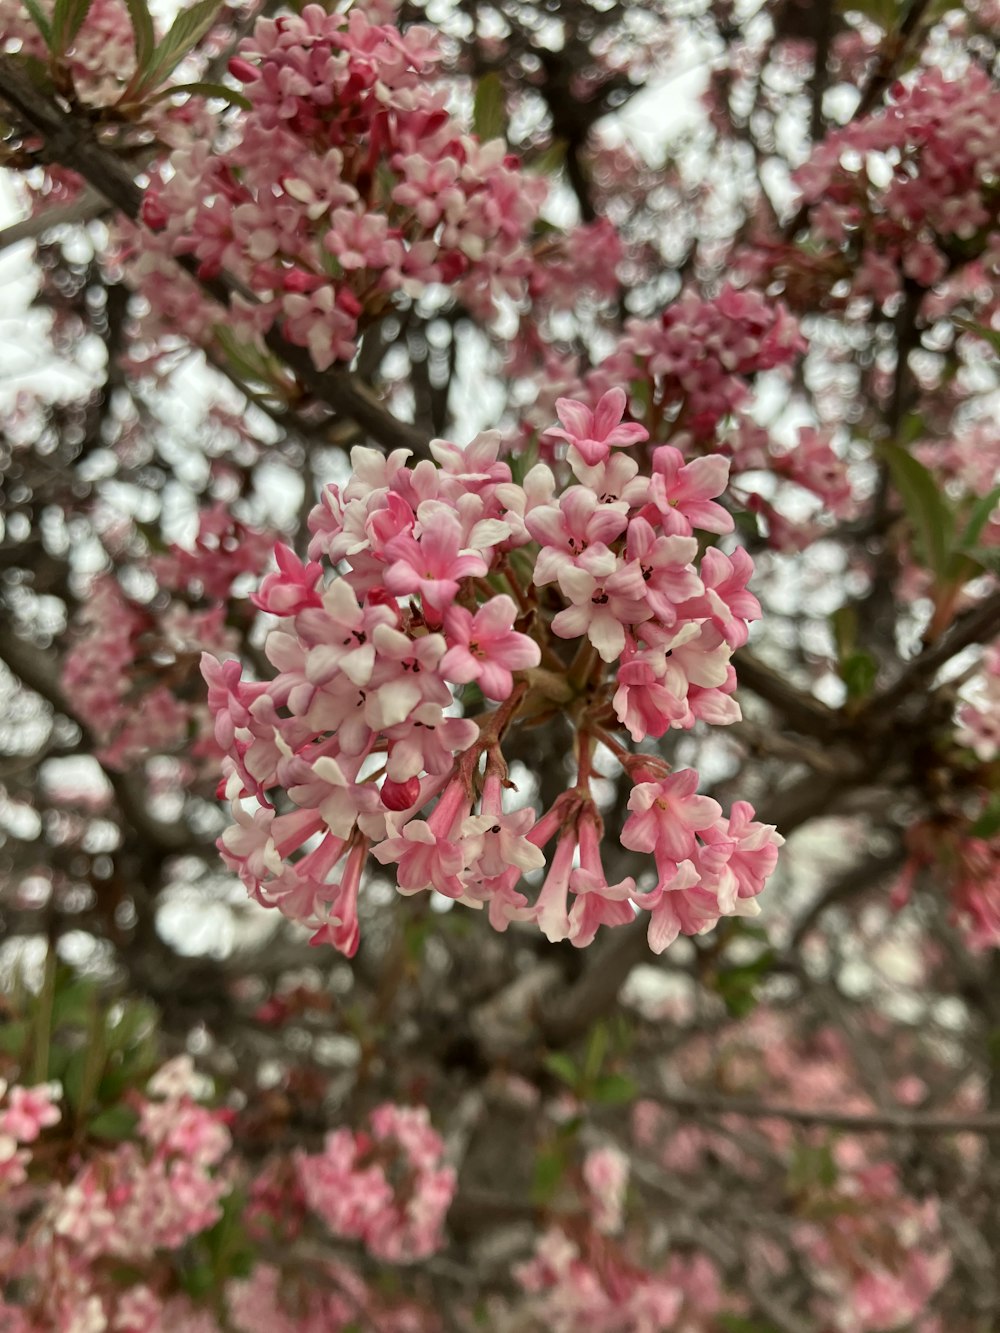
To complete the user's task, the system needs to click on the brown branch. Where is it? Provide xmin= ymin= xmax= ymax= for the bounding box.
xmin=867 ymin=588 xmax=1000 ymax=717
xmin=0 ymin=625 xmax=203 ymax=855
xmin=733 ymin=649 xmax=841 ymax=737
xmin=642 ymin=1087 xmax=1000 ymax=1135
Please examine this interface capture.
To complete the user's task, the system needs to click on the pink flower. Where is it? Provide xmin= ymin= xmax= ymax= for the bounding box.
xmin=552 ymin=546 xmax=651 ymax=662
xmin=621 ymin=770 xmax=722 ymax=865
xmin=546 ymin=388 xmax=648 ymax=466
xmin=1 ymin=1084 xmax=61 ymax=1143
xmin=646 ymin=446 xmax=734 ymax=536
xmin=383 ymin=508 xmax=489 ymax=617
xmin=440 ymin=595 xmax=540 ymax=699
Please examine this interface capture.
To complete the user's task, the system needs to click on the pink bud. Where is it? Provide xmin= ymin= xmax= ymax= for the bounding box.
xmin=283 ymin=268 xmax=320 ymax=293
xmin=336 ymin=288 xmax=363 ymax=318
xmin=381 ymin=777 xmax=420 ymax=811
xmin=141 ymin=194 xmax=168 ymax=232
xmin=228 ymin=57 xmax=258 ymax=82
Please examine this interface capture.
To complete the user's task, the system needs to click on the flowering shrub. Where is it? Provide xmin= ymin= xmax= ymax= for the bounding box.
xmin=1 ymin=0 xmax=999 ymax=1327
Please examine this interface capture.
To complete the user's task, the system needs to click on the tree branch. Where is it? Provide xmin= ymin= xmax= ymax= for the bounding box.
xmin=642 ymin=1087 xmax=1000 ymax=1135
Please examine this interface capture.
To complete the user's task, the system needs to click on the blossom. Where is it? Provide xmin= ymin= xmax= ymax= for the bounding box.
xmin=440 ymin=595 xmax=540 ymax=699
xmin=546 ymin=388 xmax=649 ymax=467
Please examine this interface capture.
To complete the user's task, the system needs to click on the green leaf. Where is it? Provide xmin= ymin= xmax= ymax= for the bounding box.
xmin=123 ymin=0 xmax=155 ymax=76
xmin=971 ymin=795 xmax=1000 ymax=840
xmin=51 ymin=976 xmax=98 ymax=1030
xmin=147 ymin=79 xmax=251 ymax=109
xmin=543 ymin=1051 xmax=578 ymax=1088
xmin=531 ymin=1147 xmax=567 ymax=1204
xmin=529 ymin=140 xmax=567 ymax=175
xmin=881 ymin=442 xmax=953 ymax=580
xmin=841 ymin=650 xmax=878 ymax=701
xmin=137 ymin=0 xmax=225 ymax=94
xmin=472 ymin=71 xmax=507 ymax=143
xmin=719 ymin=1317 xmax=784 ymax=1333
xmin=788 ymin=1141 xmax=838 ymax=1195
xmin=830 ymin=605 xmax=857 ymax=659
xmin=590 ymin=1073 xmax=637 ymax=1105
xmin=0 ymin=1020 xmax=30 ymax=1057
xmin=963 ymin=546 xmax=1000 ymax=575
xmin=51 ymin=0 xmax=96 ymax=54
xmin=21 ymin=0 xmax=53 ymax=48
xmin=88 ymin=1104 xmax=139 ymax=1140
xmin=958 ymin=485 xmax=1000 ymax=552
xmin=583 ymin=1022 xmax=608 ymax=1084
xmin=715 ymin=949 xmax=775 ymax=1018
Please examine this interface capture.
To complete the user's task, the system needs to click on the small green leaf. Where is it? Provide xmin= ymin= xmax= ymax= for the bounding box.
xmin=881 ymin=442 xmax=954 ymax=580
xmin=958 ymin=485 xmax=1000 ymax=553
xmin=715 ymin=950 xmax=775 ymax=1018
xmin=51 ymin=0 xmax=96 ymax=54
xmin=530 ymin=140 xmax=567 ymax=175
xmin=788 ymin=1141 xmax=838 ymax=1195
xmin=963 ymin=546 xmax=1000 ymax=575
xmin=841 ymin=650 xmax=878 ymax=701
xmin=543 ymin=1051 xmax=578 ymax=1088
xmin=971 ymin=795 xmax=1000 ymax=841
xmin=21 ymin=0 xmax=53 ymax=47
xmin=0 ymin=1020 xmax=30 ymax=1057
xmin=532 ymin=1147 xmax=567 ymax=1203
xmin=51 ymin=976 xmax=98 ymax=1029
xmin=137 ymin=0 xmax=225 ymax=94
xmin=88 ymin=1104 xmax=139 ymax=1140
xmin=147 ymin=79 xmax=251 ymax=109
xmin=830 ymin=605 xmax=857 ymax=659
xmin=583 ymin=1022 xmax=608 ymax=1084
xmin=123 ymin=0 xmax=155 ymax=75
xmin=473 ymin=71 xmax=507 ymax=143
xmin=590 ymin=1073 xmax=637 ymax=1105
xmin=719 ymin=1317 xmax=784 ymax=1333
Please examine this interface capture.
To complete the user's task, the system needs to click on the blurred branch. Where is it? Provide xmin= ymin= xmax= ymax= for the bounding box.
xmin=0 ymin=624 xmax=203 ymax=856
xmin=869 ymin=588 xmax=1000 ymax=716
xmin=642 ymin=1087 xmax=1000 ymax=1134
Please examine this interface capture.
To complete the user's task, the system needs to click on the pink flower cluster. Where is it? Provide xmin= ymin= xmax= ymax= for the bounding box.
xmin=514 ymin=1229 xmax=724 ymax=1333
xmin=958 ymin=643 xmax=1000 ymax=762
xmin=152 ymin=503 xmax=276 ymax=603
xmin=0 ymin=1083 xmax=60 ymax=1190
xmin=796 ymin=1158 xmax=950 ymax=1333
xmin=0 ymin=1063 xmax=233 ymax=1331
xmin=297 ymin=1103 xmax=456 ymax=1263
xmin=205 ymin=390 xmax=782 ymax=957
xmin=135 ymin=5 xmax=546 ymax=367
xmin=785 ymin=66 xmax=1000 ymax=305
xmin=900 ymin=817 xmax=1000 ymax=952
xmin=61 ymin=570 xmax=234 ymax=770
xmin=587 ymin=284 xmax=806 ymax=444
xmin=50 ymin=1072 xmax=231 ymax=1263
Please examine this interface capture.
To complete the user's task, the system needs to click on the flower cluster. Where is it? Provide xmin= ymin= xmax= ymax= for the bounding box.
xmin=297 ymin=1103 xmax=456 ymax=1263
xmin=795 ymin=1158 xmax=951 ymax=1333
xmin=514 ymin=1229 xmax=724 ymax=1333
xmin=134 ymin=5 xmax=546 ymax=367
xmin=958 ymin=643 xmax=1000 ymax=762
xmin=0 ymin=1082 xmax=60 ymax=1190
xmin=61 ymin=584 xmax=233 ymax=773
xmin=760 ymin=66 xmax=1000 ymax=311
xmin=899 ymin=817 xmax=1000 ymax=952
xmin=206 ymin=390 xmax=782 ymax=958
